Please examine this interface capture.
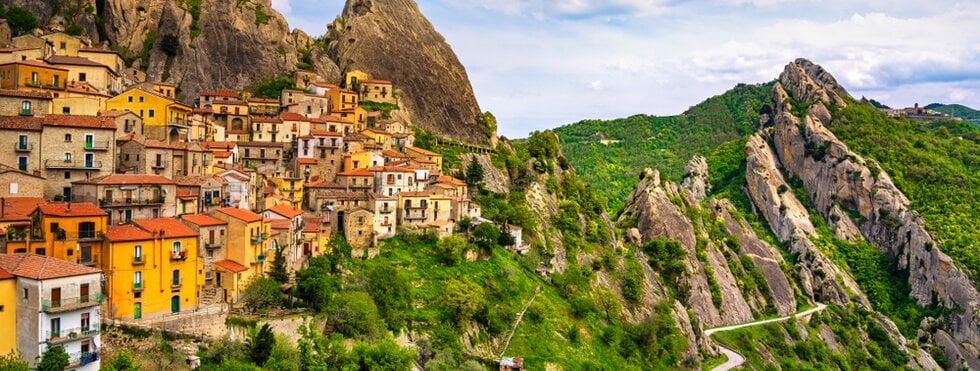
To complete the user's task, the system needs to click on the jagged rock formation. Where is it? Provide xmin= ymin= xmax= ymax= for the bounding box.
xmin=757 ymin=58 xmax=980 ymax=370
xmin=681 ymin=155 xmax=710 ymax=202
xmin=329 ymin=0 xmax=489 ymax=145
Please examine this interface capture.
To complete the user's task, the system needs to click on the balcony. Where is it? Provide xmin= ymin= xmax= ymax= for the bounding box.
xmin=14 ymin=143 xmax=32 ymax=152
xmin=151 ymin=160 xmax=169 ymax=169
xmin=20 ymin=108 xmax=32 ymax=116
xmin=170 ymin=250 xmax=188 ymax=261
xmin=405 ymin=213 xmax=428 ymax=221
xmin=83 ymin=140 xmax=110 ymax=151
xmin=132 ymin=255 xmax=144 ymax=265
xmin=132 ymin=281 xmax=143 ymax=291
xmin=251 ymin=254 xmax=266 ymax=265
xmin=250 ymin=233 xmax=269 ymax=244
xmin=171 ymin=279 xmax=182 ymax=288
xmin=24 ymin=78 xmax=64 ymax=90
xmin=45 ymin=159 xmax=102 ymax=170
xmin=42 ymin=293 xmax=105 ymax=313
xmin=67 ymin=350 xmax=99 ymax=367
xmin=205 ymin=239 xmax=224 ymax=249
xmin=53 ymin=230 xmax=103 ymax=242
xmin=46 ymin=324 xmax=101 ymax=344
xmin=101 ymin=197 xmax=164 ymax=207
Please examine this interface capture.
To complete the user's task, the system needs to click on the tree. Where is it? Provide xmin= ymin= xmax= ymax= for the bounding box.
xmin=472 ymin=223 xmax=500 ymax=252
xmin=37 ymin=346 xmax=68 ymax=371
xmin=160 ymin=34 xmax=180 ymax=57
xmin=434 ymin=235 xmax=467 ymax=265
xmin=295 ymin=257 xmax=341 ymax=311
xmin=441 ymin=279 xmax=485 ymax=323
xmin=366 ymin=263 xmax=412 ymax=330
xmin=2 ymin=6 xmax=38 ymax=36
xmin=0 ymin=351 xmax=28 ymax=371
xmin=102 ymin=350 xmax=139 ymax=371
xmin=497 ymin=226 xmax=516 ymax=247
xmin=465 ymin=156 xmax=484 ymax=187
xmin=326 ymin=291 xmax=384 ymax=338
xmin=240 ymin=277 xmax=283 ymax=312
xmin=269 ymin=243 xmax=289 ymax=283
xmin=351 ymin=339 xmax=415 ymax=371
xmin=247 ymin=324 xmax=276 ymax=366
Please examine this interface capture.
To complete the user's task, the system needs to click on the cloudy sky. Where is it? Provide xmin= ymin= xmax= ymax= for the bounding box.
xmin=272 ymin=0 xmax=980 ymax=138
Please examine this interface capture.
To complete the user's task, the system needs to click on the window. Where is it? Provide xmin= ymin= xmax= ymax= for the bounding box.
xmin=133 ymin=271 xmax=142 ymax=288
xmin=81 ymin=312 xmax=90 ymax=331
xmin=60 ymin=41 xmax=66 ymax=49
xmin=23 ymin=288 xmax=27 ymax=299
xmin=139 ymin=109 xmax=144 ymax=117
xmin=64 ymin=172 xmax=70 ymax=179
xmin=64 ymin=134 xmax=72 ymax=142
xmin=128 ymin=96 xmax=133 ymax=103
xmin=17 ymin=156 xmax=27 ymax=171
xmin=148 ymin=109 xmax=155 ymax=118
xmin=78 ymin=72 xmax=86 ymax=82
xmin=64 ymin=152 xmax=72 ymax=162
xmin=20 ymin=101 xmax=30 ymax=114
xmin=30 ymin=72 xmax=38 ymax=85
xmin=50 ymin=318 xmax=60 ymax=338
xmin=172 ymin=241 xmax=182 ymax=254
xmin=172 ymin=270 xmax=180 ymax=286
xmin=52 ymin=75 xmax=59 ymax=87
xmin=62 ymin=106 xmax=70 ymax=114
xmin=138 ymin=96 xmax=144 ymax=103
xmin=134 ymin=245 xmax=142 ymax=261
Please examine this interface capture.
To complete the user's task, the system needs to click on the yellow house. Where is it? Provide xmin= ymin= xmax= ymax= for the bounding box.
xmin=46 ymin=55 xmax=122 ymax=94
xmin=54 ymin=81 xmax=110 ymax=115
xmin=78 ymin=47 xmax=125 ymax=74
xmin=43 ymin=32 xmax=85 ymax=56
xmin=345 ymin=70 xmax=369 ymax=88
xmin=6 ymin=202 xmax=108 ymax=266
xmin=0 ymin=267 xmax=15 ymax=355
xmin=343 ymin=150 xmax=383 ymax=171
xmin=327 ymin=86 xmax=358 ymax=113
xmin=272 ymin=176 xmax=304 ymax=209
xmin=0 ymin=60 xmax=68 ymax=93
xmin=106 ymin=86 xmax=193 ymax=141
xmin=405 ymin=146 xmax=444 ymax=169
xmin=361 ymin=128 xmax=392 ymax=148
xmin=398 ymin=192 xmax=432 ymax=227
xmin=209 ymin=207 xmax=271 ymax=302
xmin=102 ymin=218 xmax=202 ymax=319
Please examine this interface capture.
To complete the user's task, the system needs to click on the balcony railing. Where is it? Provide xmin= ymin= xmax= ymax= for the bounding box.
xmin=14 ymin=143 xmax=32 ymax=152
xmin=170 ymin=250 xmax=188 ymax=261
xmin=251 ymin=254 xmax=266 ymax=265
xmin=45 ymin=159 xmax=102 ymax=170
xmin=24 ymin=79 xmax=64 ymax=90
xmin=46 ymin=324 xmax=101 ymax=344
xmin=205 ymin=239 xmax=224 ymax=249
xmin=132 ymin=255 xmax=144 ymax=265
xmin=20 ymin=109 xmax=32 ymax=116
xmin=84 ymin=140 xmax=110 ymax=151
xmin=100 ymin=198 xmax=164 ymax=207
xmin=405 ymin=213 xmax=428 ymax=221
xmin=171 ymin=279 xmax=182 ymax=288
xmin=133 ymin=281 xmax=143 ymax=291
xmin=250 ymin=233 xmax=269 ymax=244
xmin=67 ymin=350 xmax=99 ymax=367
xmin=151 ymin=161 xmax=169 ymax=169
xmin=42 ymin=293 xmax=105 ymax=312
xmin=53 ymin=230 xmax=102 ymax=241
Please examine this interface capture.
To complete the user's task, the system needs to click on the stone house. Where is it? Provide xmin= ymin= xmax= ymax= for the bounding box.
xmin=0 ymin=116 xmax=43 ymax=174
xmin=71 ymin=174 xmax=178 ymax=225
xmin=369 ymin=166 xmax=416 ymax=197
xmin=215 ymin=168 xmax=253 ymax=211
xmin=0 ymin=89 xmax=51 ymax=116
xmin=0 ymin=165 xmax=45 ymax=198
xmin=180 ymin=214 xmax=229 ymax=294
xmin=38 ymin=115 xmax=117 ymax=201
xmin=343 ymin=208 xmax=374 ymax=248
xmin=175 ymin=175 xmax=229 ymax=214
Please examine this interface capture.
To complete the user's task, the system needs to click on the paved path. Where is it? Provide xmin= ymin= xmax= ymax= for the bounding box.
xmin=705 ymin=302 xmax=827 ymax=371
xmin=498 ymin=285 xmax=541 ymax=359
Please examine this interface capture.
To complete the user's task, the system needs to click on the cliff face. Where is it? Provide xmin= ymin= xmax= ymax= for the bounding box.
xmin=329 ymin=0 xmax=489 ymax=145
xmin=759 ymin=58 xmax=980 ymax=370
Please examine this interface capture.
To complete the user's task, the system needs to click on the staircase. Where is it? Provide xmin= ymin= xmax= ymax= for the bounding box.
xmin=200 ymin=286 xmax=222 ymax=306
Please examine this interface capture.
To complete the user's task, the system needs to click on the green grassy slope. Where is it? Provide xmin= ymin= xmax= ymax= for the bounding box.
xmin=924 ymin=103 xmax=980 ymax=125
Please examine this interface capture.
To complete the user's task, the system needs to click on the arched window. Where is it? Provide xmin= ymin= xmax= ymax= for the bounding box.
xmin=64 ymin=134 xmax=72 ymax=142
xmin=172 ymin=241 xmax=182 ymax=254
xmin=20 ymin=101 xmax=31 ymax=114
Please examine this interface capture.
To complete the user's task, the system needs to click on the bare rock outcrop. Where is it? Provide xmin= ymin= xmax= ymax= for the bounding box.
xmin=330 ymin=0 xmax=489 ymax=145
xmin=767 ymin=58 xmax=980 ymax=369
xmin=681 ymin=156 xmax=710 ymax=202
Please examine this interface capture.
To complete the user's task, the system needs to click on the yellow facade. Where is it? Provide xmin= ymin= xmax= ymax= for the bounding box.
xmin=328 ymin=88 xmax=358 ymax=113
xmin=43 ymin=32 xmax=84 ymax=56
xmin=361 ymin=129 xmax=392 ymax=147
xmin=272 ymin=177 xmax=304 ymax=209
xmin=53 ymin=91 xmax=107 ymax=116
xmin=210 ymin=209 xmax=271 ymax=301
xmin=0 ymin=61 xmax=68 ymax=93
xmin=6 ymin=203 xmax=109 ymax=266
xmin=345 ymin=70 xmax=370 ymax=88
xmin=105 ymin=87 xmax=192 ymax=128
xmin=0 ymin=276 xmax=16 ymax=355
xmin=51 ymin=63 xmax=120 ymax=94
xmin=102 ymin=227 xmax=202 ymax=319
xmin=78 ymin=50 xmax=124 ymax=73
xmin=343 ymin=151 xmax=377 ymax=171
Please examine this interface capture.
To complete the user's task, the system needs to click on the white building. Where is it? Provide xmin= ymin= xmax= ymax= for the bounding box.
xmin=0 ymin=254 xmax=103 ymax=370
xmin=216 ymin=168 xmax=252 ymax=210
xmin=368 ymin=166 xmax=416 ymax=197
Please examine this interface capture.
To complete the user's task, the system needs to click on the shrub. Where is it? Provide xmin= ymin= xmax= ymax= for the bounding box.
xmin=247 ymin=324 xmax=275 ymax=365
xmin=240 ymin=277 xmax=283 ymax=312
xmin=434 ymin=235 xmax=468 ymax=265
xmin=326 ymin=291 xmax=385 ymax=338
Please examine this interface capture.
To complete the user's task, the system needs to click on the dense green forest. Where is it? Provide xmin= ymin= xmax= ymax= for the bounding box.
xmin=925 ymin=103 xmax=980 ymax=125
xmin=554 ymin=82 xmax=773 ymax=213
xmin=828 ymin=102 xmax=980 ymax=280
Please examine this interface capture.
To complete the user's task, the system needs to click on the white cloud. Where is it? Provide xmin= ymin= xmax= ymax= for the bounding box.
xmin=271 ymin=0 xmax=292 ymax=15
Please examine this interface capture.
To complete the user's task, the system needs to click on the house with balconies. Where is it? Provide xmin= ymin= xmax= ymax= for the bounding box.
xmin=7 ymin=203 xmax=108 ymax=267
xmin=71 ymin=174 xmax=177 ymax=225
xmin=368 ymin=166 xmax=416 ymax=197
xmin=0 ymin=116 xmax=43 ymax=175
xmin=175 ymin=175 xmax=229 ymax=214
xmin=38 ymin=114 xmax=117 ymax=201
xmin=0 ymin=254 xmax=103 ymax=370
xmin=398 ymin=192 xmax=432 ymax=227
xmin=369 ymin=193 xmax=397 ymax=239
xmin=180 ymin=214 xmax=229 ymax=302
xmin=263 ymin=204 xmax=306 ymax=272
xmin=210 ymin=207 xmax=271 ymax=302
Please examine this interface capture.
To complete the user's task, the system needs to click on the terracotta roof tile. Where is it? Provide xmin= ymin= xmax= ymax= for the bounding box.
xmin=0 ymin=116 xmax=43 ymax=131
xmin=297 ymin=158 xmax=317 ymax=165
xmin=215 ymin=207 xmax=262 ymax=223
xmin=37 ymin=202 xmax=106 ymax=217
xmin=200 ymin=89 xmax=239 ymax=98
xmin=213 ymin=151 xmax=233 ymax=158
xmin=74 ymin=174 xmax=175 ymax=185
xmin=0 ymin=267 xmax=12 ymax=280
xmin=105 ymin=224 xmax=154 ymax=242
xmin=269 ymin=219 xmax=292 ymax=229
xmin=337 ymin=168 xmax=373 ymax=177
xmin=280 ymin=112 xmax=310 ymax=121
xmin=367 ymin=166 xmax=415 ymax=173
xmin=311 ymin=130 xmax=343 ymax=137
xmin=0 ymin=197 xmax=45 ymax=222
xmin=399 ymin=192 xmax=430 ymax=197
xmin=176 ymin=189 xmax=197 ymax=199
xmin=436 ymin=175 xmax=467 ymax=186
xmin=133 ymin=217 xmax=199 ymax=238
xmin=267 ymin=204 xmax=304 ymax=219
xmin=212 ymin=259 xmax=248 ymax=273
xmin=0 ymin=89 xmax=52 ymax=99
xmin=0 ymin=60 xmax=68 ymax=71
xmin=43 ymin=114 xmax=117 ymax=130
xmin=181 ymin=214 xmax=227 ymax=227
xmin=361 ymin=79 xmax=393 ymax=85
xmin=0 ymin=254 xmax=100 ymax=280
xmin=46 ymin=55 xmax=111 ymax=69
xmin=406 ymin=146 xmax=439 ymax=156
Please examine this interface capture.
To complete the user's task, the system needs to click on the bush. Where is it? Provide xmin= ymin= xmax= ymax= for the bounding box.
xmin=434 ymin=235 xmax=468 ymax=265
xmin=247 ymin=324 xmax=275 ymax=365
xmin=37 ymin=346 xmax=68 ymax=371
xmin=240 ymin=277 xmax=283 ymax=312
xmin=160 ymin=34 xmax=180 ymax=57
xmin=326 ymin=291 xmax=385 ymax=338
xmin=1 ymin=6 xmax=38 ymax=36
xmin=0 ymin=351 xmax=28 ymax=371
xmin=102 ymin=349 xmax=139 ymax=371
xmin=472 ymin=223 xmax=501 ymax=252
xmin=365 ymin=263 xmax=412 ymax=330
xmin=441 ymin=279 xmax=485 ymax=323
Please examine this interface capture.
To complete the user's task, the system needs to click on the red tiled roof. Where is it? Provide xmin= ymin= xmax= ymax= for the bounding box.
xmin=280 ymin=112 xmax=310 ymax=121
xmin=216 ymin=207 xmax=262 ymax=223
xmin=0 ymin=267 xmax=12 ymax=280
xmin=193 ymin=107 xmax=212 ymax=114
xmin=213 ymin=151 xmax=233 ymax=158
xmin=43 ymin=114 xmax=117 ymax=130
xmin=382 ymin=149 xmax=410 ymax=158
xmin=181 ymin=214 xmax=227 ymax=227
xmin=267 ymin=204 xmax=304 ymax=219
xmin=269 ymin=219 xmax=292 ymax=230
xmin=436 ymin=175 xmax=467 ymax=186
xmin=297 ymin=158 xmax=317 ymax=165
xmin=74 ymin=174 xmax=175 ymax=185
xmin=0 ymin=197 xmax=45 ymax=222
xmin=212 ymin=259 xmax=248 ymax=273
xmin=311 ymin=130 xmax=343 ymax=137
xmin=0 ymin=116 xmax=43 ymax=131
xmin=406 ymin=146 xmax=439 ymax=156
xmin=337 ymin=168 xmax=373 ymax=177
xmin=200 ymin=89 xmax=239 ymax=98
xmin=105 ymin=224 xmax=154 ymax=242
xmin=399 ymin=191 xmax=430 ymax=197
xmin=368 ymin=166 xmax=415 ymax=173
xmin=0 ymin=254 xmax=100 ymax=280
xmin=251 ymin=116 xmax=282 ymax=123
xmin=0 ymin=60 xmax=68 ymax=71
xmin=133 ymin=217 xmax=199 ymax=238
xmin=202 ymin=141 xmax=237 ymax=150
xmin=361 ymin=79 xmax=393 ymax=85
xmin=46 ymin=55 xmax=111 ymax=69
xmin=318 ymin=115 xmax=353 ymax=124
xmin=0 ymin=89 xmax=51 ymax=99
xmin=37 ymin=202 xmax=106 ymax=217
xmin=176 ymin=189 xmax=197 ymax=199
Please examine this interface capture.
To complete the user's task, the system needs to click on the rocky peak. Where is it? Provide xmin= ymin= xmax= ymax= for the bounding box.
xmin=778 ymin=58 xmax=850 ymax=108
xmin=681 ymin=156 xmax=710 ymax=202
xmin=330 ymin=0 xmax=489 ymax=145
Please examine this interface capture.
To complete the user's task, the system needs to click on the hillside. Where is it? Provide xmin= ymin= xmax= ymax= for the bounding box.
xmin=554 ymin=82 xmax=772 ymax=212
xmin=925 ymin=103 xmax=980 ymax=125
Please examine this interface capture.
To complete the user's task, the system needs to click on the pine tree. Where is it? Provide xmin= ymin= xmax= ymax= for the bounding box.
xmin=269 ymin=243 xmax=289 ymax=283
xmin=465 ymin=156 xmax=484 ymax=187
xmin=248 ymin=324 xmax=275 ymax=366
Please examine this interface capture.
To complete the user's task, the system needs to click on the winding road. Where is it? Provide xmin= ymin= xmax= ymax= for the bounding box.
xmin=705 ymin=302 xmax=828 ymax=371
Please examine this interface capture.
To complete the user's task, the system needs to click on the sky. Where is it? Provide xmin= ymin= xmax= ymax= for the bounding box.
xmin=272 ymin=0 xmax=980 ymax=138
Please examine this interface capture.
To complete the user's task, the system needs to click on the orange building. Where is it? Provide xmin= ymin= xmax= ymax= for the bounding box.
xmin=0 ymin=60 xmax=68 ymax=94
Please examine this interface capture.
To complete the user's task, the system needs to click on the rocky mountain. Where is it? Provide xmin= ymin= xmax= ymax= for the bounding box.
xmin=9 ymin=0 xmax=489 ymax=145
xmin=328 ymin=0 xmax=491 ymax=146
